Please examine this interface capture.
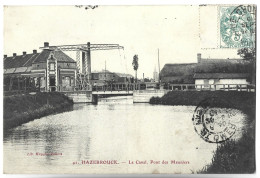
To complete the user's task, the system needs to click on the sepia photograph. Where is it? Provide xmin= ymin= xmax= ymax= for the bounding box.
xmin=1 ymin=2 xmax=258 ymax=175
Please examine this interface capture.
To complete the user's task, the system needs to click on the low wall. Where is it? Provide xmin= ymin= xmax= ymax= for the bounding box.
xmin=66 ymin=93 xmax=92 ymax=103
xmin=62 ymin=91 xmax=93 ymax=103
xmin=133 ymin=90 xmax=169 ymax=103
xmin=64 ymin=91 xmax=134 ymax=103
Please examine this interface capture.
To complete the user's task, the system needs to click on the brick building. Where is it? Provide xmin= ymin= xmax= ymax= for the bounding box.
xmin=4 ymin=42 xmax=77 ymax=92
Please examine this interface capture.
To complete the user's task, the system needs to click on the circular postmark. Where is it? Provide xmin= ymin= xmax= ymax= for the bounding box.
xmin=192 ymin=97 xmax=237 ymax=143
xmin=220 ymin=5 xmax=256 ymax=48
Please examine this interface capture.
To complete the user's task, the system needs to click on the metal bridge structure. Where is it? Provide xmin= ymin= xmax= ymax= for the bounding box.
xmin=40 ymin=42 xmax=124 ymax=91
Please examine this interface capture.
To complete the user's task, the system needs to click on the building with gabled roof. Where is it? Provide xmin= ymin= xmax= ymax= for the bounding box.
xmin=160 ymin=53 xmax=252 ymax=84
xmin=4 ymin=42 xmax=77 ymax=92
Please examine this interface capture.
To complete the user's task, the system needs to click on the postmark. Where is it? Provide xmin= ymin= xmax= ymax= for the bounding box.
xmin=219 ymin=5 xmax=256 ymax=48
xmin=192 ymin=98 xmax=237 ymax=143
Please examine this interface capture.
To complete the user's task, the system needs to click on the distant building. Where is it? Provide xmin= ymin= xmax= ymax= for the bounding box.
xmin=91 ymin=70 xmax=117 ymax=86
xmin=115 ymin=73 xmax=133 ymax=78
xmin=91 ymin=70 xmax=133 ymax=86
xmin=4 ymin=42 xmax=77 ymax=92
xmin=115 ymin=73 xmax=133 ymax=83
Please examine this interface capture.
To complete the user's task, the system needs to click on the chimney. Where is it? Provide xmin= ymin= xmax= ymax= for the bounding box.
xmin=33 ymin=50 xmax=37 ymax=54
xmin=23 ymin=51 xmax=27 ymax=55
xmin=197 ymin=53 xmax=201 ymax=63
xmin=4 ymin=55 xmax=7 ymax=58
xmin=44 ymin=42 xmax=49 ymax=47
xmin=13 ymin=53 xmax=17 ymax=57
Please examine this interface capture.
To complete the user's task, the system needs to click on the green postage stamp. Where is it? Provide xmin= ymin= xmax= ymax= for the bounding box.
xmin=219 ymin=5 xmax=256 ymax=48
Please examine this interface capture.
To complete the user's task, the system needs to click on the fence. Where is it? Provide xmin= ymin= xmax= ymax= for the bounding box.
xmin=169 ymin=84 xmax=255 ymax=92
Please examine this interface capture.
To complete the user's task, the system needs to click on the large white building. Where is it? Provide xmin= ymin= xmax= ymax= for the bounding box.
xmin=193 ymin=73 xmax=250 ymax=90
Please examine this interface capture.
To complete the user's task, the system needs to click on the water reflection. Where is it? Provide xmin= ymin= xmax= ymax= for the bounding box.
xmin=3 ymin=96 xmax=246 ymax=174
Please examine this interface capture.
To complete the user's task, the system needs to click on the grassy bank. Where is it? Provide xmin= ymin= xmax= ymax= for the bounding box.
xmin=4 ymin=92 xmax=73 ymax=130
xmin=150 ymin=91 xmax=255 ymax=173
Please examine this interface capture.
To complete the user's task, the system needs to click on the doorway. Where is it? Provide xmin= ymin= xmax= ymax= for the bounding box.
xmin=49 ymin=76 xmax=56 ymax=91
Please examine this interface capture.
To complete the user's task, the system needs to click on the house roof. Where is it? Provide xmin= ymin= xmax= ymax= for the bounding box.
xmin=4 ymin=53 xmax=41 ymax=69
xmin=160 ymin=63 xmax=197 ymax=83
xmin=193 ymin=73 xmax=249 ymax=79
xmin=161 ymin=63 xmax=197 ymax=76
xmin=4 ymin=66 xmax=32 ymax=74
xmin=32 ymin=50 xmax=75 ymax=63
xmin=4 ymin=50 xmax=75 ymax=69
xmin=5 ymin=68 xmax=16 ymax=74
xmin=199 ymin=58 xmax=248 ymax=64
xmin=162 ymin=62 xmax=251 ymax=75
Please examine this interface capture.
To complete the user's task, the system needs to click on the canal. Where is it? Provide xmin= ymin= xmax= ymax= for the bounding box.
xmin=3 ymin=96 xmax=246 ymax=174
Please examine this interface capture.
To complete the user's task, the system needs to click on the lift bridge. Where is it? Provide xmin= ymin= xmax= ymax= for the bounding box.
xmin=40 ymin=42 xmax=124 ymax=91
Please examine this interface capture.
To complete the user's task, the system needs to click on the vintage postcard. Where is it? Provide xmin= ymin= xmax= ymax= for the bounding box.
xmin=2 ymin=4 xmax=256 ymax=174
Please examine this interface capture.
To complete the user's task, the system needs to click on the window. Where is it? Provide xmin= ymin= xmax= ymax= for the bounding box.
xmin=40 ymin=77 xmax=45 ymax=87
xmin=62 ymin=76 xmax=70 ymax=87
xmin=50 ymin=63 xmax=55 ymax=70
xmin=34 ymin=78 xmax=37 ymax=86
xmin=70 ymin=77 xmax=74 ymax=86
xmin=204 ymin=79 xmax=209 ymax=85
xmin=49 ymin=63 xmax=55 ymax=70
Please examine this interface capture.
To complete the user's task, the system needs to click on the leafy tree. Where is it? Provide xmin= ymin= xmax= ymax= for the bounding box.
xmin=237 ymin=48 xmax=256 ymax=62
xmin=237 ymin=48 xmax=256 ymax=84
xmin=132 ymin=55 xmax=139 ymax=83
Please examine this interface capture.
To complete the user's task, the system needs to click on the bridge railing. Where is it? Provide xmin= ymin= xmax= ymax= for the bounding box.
xmin=91 ymin=83 xmax=157 ymax=92
xmin=92 ymin=83 xmax=136 ymax=92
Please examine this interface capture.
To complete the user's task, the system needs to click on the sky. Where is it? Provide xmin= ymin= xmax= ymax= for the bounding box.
xmin=4 ymin=5 xmax=240 ymax=78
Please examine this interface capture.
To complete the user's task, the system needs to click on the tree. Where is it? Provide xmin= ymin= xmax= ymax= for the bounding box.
xmin=132 ymin=55 xmax=139 ymax=83
xmin=237 ymin=48 xmax=256 ymax=62
xmin=237 ymin=48 xmax=256 ymax=84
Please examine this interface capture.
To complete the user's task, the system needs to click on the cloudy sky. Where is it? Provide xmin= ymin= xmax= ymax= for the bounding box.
xmin=4 ymin=5 xmax=239 ymax=78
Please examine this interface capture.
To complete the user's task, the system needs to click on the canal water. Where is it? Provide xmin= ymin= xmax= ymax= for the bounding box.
xmin=3 ymin=96 xmax=247 ymax=174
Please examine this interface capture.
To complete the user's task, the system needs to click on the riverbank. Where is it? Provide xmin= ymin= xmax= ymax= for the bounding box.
xmin=150 ymin=91 xmax=255 ymax=173
xmin=4 ymin=92 xmax=74 ymax=130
